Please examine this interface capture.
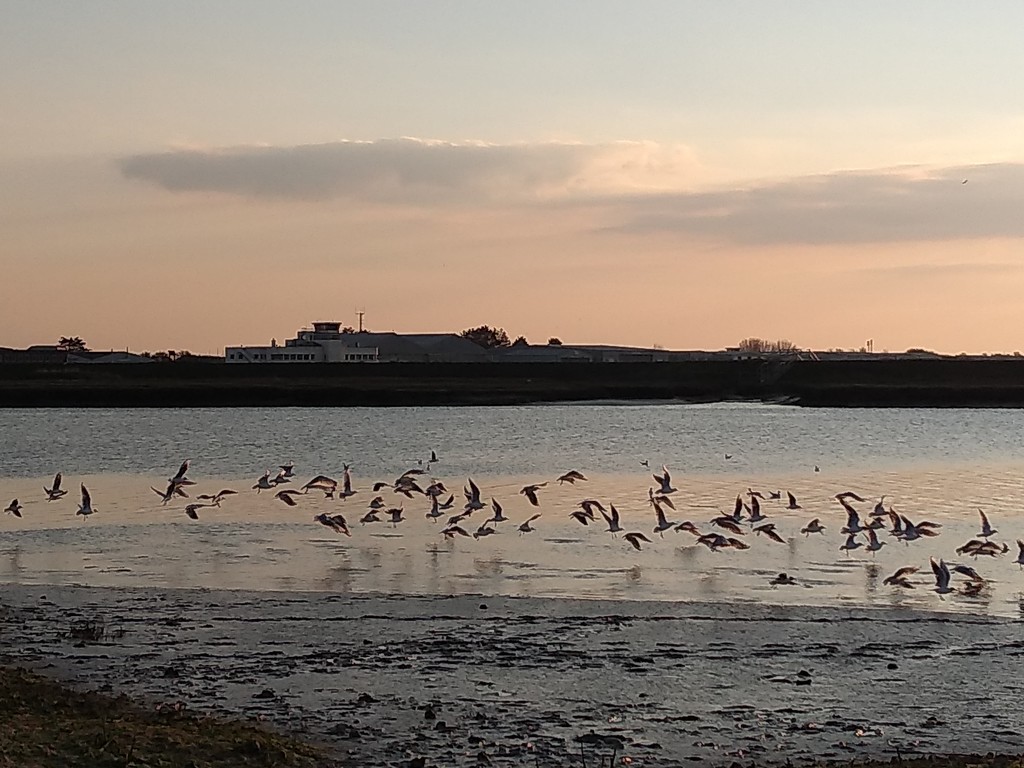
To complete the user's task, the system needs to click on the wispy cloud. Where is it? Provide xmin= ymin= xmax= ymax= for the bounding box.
xmin=118 ymin=138 xmax=700 ymax=202
xmin=603 ymin=163 xmax=1024 ymax=244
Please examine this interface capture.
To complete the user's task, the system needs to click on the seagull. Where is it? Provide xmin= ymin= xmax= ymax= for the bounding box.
xmin=430 ymin=449 xmax=438 ymax=463
xmin=436 ymin=494 xmax=455 ymax=510
xmin=727 ymin=494 xmax=745 ymax=523
xmin=648 ymin=487 xmax=676 ymax=511
xmin=839 ymin=533 xmax=862 ymax=555
xmin=425 ymin=496 xmax=445 ymax=522
xmin=392 ymin=475 xmax=425 ymax=498
xmin=557 ymin=470 xmax=587 ymax=485
xmin=652 ymin=502 xmax=678 ymax=537
xmin=196 ymin=489 xmax=238 ymax=506
xmin=770 ymin=573 xmax=797 ymax=586
xmin=1017 ymin=540 xmax=1024 ymax=569
xmin=473 ymin=523 xmax=496 ymax=540
xmin=835 ymin=491 xmax=869 ymax=504
xmin=930 ymin=557 xmax=954 ymax=594
xmin=519 ymin=483 xmax=546 ymax=507
xmin=786 ymin=492 xmax=801 ymax=510
xmin=518 ymin=513 xmax=541 ymax=535
xmin=184 ymin=503 xmax=213 ymax=520
xmin=653 ymin=466 xmax=676 ymax=495
xmin=275 ymin=489 xmax=303 ymax=507
xmin=899 ymin=515 xmax=941 ymax=543
xmin=754 ymin=523 xmax=786 ymax=544
xmin=674 ymin=520 xmax=701 ymax=535
xmin=840 ymin=500 xmax=865 ymax=535
xmin=441 ymin=525 xmax=470 ymax=540
xmin=169 ymin=459 xmax=192 ymax=487
xmin=639 ymin=459 xmax=650 ymax=468
xmin=44 ymin=473 xmax=68 ymax=501
xmin=5 ymin=499 xmax=23 ymax=518
xmin=487 ymin=498 xmax=509 ymax=525
xmin=768 ymin=490 xmax=782 ymax=500
xmin=883 ymin=566 xmax=919 ymax=588
xmin=367 ymin=495 xmax=386 ymax=510
xmin=747 ymin=495 xmax=767 ymax=525
xmin=569 ymin=510 xmax=592 ymax=526
xmin=978 ymin=508 xmax=997 ymax=539
xmin=278 ymin=462 xmax=295 ymax=478
xmin=302 ymin=475 xmax=338 ymax=495
xmin=387 ymin=507 xmax=405 ymax=527
xmin=711 ymin=516 xmax=745 ymax=535
xmin=338 ymin=465 xmax=357 ymax=500
xmin=871 ymin=496 xmax=888 ymax=516
xmin=359 ymin=509 xmax=382 ymax=525
xmin=950 ymin=564 xmax=984 ymax=583
xmin=601 ymin=504 xmax=624 ymax=535
xmin=748 ymin=488 xmax=765 ymax=500
xmin=314 ymin=513 xmax=352 ymax=536
xmin=624 ymin=532 xmax=652 ymax=551
xmin=800 ymin=518 xmax=825 ymax=536
xmin=76 ymin=484 xmax=95 ymax=517
xmin=151 ymin=481 xmax=188 ymax=505
xmin=464 ymin=478 xmax=485 ymax=512
xmin=865 ymin=528 xmax=886 ymax=556
xmin=252 ymin=471 xmax=274 ymax=493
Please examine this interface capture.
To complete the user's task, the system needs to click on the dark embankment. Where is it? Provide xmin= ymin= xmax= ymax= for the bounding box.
xmin=2 ymin=357 xmax=1024 ymax=407
xmin=0 ymin=360 xmax=763 ymax=407
xmin=763 ymin=358 xmax=1024 ymax=407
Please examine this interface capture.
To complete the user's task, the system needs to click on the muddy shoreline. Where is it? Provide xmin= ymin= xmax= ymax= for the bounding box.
xmin=3 ymin=584 xmax=1023 ymax=766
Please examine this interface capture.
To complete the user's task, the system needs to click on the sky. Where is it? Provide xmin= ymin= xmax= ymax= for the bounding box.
xmin=4 ymin=1 xmax=1024 ymax=355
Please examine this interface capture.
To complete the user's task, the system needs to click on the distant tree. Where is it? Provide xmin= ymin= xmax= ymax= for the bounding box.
xmin=511 ymin=336 xmax=529 ymax=347
xmin=547 ymin=337 xmax=563 ymax=346
xmin=460 ymin=325 xmax=511 ymax=349
xmin=57 ymin=336 xmax=88 ymax=352
xmin=737 ymin=337 xmax=797 ymax=354
xmin=340 ymin=326 xmax=356 ymax=334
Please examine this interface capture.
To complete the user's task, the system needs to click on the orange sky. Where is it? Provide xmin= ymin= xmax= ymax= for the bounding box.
xmin=5 ymin=149 xmax=1024 ymax=356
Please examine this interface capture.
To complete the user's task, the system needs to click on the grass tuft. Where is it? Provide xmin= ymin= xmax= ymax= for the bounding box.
xmin=0 ymin=665 xmax=334 ymax=768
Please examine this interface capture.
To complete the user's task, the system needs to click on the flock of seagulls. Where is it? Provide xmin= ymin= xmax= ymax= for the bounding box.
xmin=4 ymin=457 xmax=1022 ymax=599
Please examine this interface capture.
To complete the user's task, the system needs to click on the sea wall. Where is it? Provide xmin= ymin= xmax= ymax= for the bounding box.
xmin=1 ymin=358 xmax=1023 ymax=407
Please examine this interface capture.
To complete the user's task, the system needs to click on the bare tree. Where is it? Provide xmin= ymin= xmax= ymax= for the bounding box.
xmin=737 ymin=337 xmax=798 ymax=353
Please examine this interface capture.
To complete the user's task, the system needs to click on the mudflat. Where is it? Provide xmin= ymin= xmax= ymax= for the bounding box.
xmin=3 ymin=584 xmax=1022 ymax=767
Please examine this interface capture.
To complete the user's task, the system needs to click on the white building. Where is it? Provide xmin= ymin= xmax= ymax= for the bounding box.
xmin=226 ymin=321 xmax=379 ymax=363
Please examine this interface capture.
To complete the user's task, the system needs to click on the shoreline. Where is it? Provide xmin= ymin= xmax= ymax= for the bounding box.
xmin=5 ymin=359 xmax=1024 ymax=407
xmin=4 ymin=584 xmax=1024 ymax=766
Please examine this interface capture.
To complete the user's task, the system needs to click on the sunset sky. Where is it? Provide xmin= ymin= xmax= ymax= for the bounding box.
xmin=4 ymin=2 xmax=1024 ymax=354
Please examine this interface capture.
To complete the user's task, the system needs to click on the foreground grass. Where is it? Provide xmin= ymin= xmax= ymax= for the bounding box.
xmin=0 ymin=665 xmax=332 ymax=768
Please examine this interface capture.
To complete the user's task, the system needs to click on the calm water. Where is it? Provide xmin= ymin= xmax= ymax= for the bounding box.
xmin=3 ymin=402 xmax=1024 ymax=478
xmin=3 ymin=403 xmax=1024 ymax=615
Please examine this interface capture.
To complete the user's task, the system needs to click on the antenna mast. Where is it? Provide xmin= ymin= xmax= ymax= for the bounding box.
xmin=356 ymin=309 xmax=366 ymax=333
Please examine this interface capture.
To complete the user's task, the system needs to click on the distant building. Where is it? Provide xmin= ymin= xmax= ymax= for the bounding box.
xmin=226 ymin=321 xmax=379 ymax=363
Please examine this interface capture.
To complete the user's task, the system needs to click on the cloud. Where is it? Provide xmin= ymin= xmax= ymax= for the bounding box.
xmin=119 ymin=138 xmax=700 ymax=203
xmin=603 ymin=162 xmax=1024 ymax=244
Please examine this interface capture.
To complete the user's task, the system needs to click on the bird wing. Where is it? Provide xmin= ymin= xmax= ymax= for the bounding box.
xmin=173 ymin=459 xmax=190 ymax=481
xmin=979 ymin=508 xmax=990 ymax=529
xmin=81 ymin=484 xmax=91 ymax=506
